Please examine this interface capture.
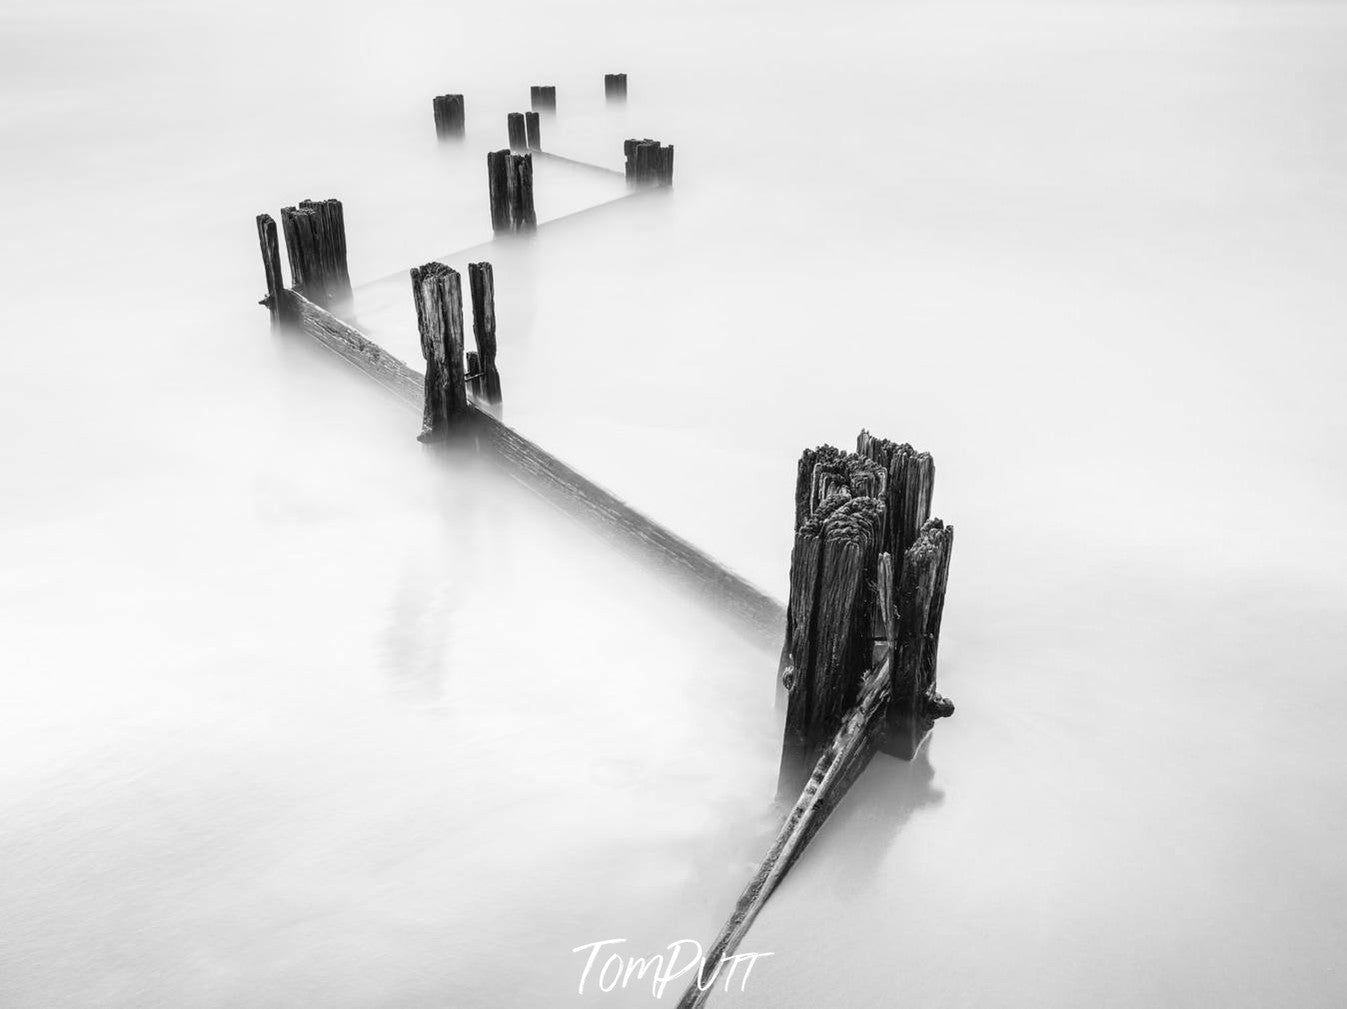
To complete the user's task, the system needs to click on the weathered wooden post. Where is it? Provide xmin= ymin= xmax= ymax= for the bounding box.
xmin=604 ymin=73 xmax=627 ymax=101
xmin=487 ymin=152 xmax=536 ymax=234
xmin=510 ymin=153 xmax=536 ymax=231
xmin=255 ymin=213 xmax=289 ymax=329
xmin=530 ymin=85 xmax=556 ymax=113
xmin=624 ymin=139 xmax=674 ymax=187
xmin=467 ymin=261 xmax=503 ymax=407
xmin=410 ymin=262 xmax=468 ymax=442
xmin=778 ymin=435 xmax=954 ymax=790
xmin=279 ymin=198 xmax=352 ymax=308
xmin=487 ymin=150 xmax=514 ymax=234
xmin=524 ymin=111 xmax=541 ymax=152
xmin=507 ymin=112 xmax=527 ymax=153
xmin=432 ymin=94 xmax=465 ymax=140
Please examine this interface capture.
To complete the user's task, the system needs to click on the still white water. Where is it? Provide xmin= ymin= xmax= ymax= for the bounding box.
xmin=3 ymin=1 xmax=1345 ymax=1006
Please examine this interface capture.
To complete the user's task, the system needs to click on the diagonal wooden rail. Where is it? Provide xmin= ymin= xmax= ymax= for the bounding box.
xmin=279 ymin=287 xmax=786 ymax=646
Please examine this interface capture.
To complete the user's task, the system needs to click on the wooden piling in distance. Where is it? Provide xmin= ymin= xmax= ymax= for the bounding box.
xmin=530 ymin=85 xmax=556 ymax=113
xmin=488 ymin=151 xmax=536 ymax=234
xmin=524 ymin=111 xmax=541 ymax=151
xmin=255 ymin=213 xmax=288 ymax=329
xmin=410 ymin=262 xmax=467 ymax=442
xmin=432 ymin=94 xmax=465 ymax=140
xmin=468 ymin=261 xmax=503 ymax=407
xmin=604 ymin=73 xmax=627 ymax=102
xmin=507 ymin=112 xmax=527 ymax=153
xmin=279 ymin=198 xmax=352 ymax=308
xmin=624 ymin=139 xmax=674 ymax=188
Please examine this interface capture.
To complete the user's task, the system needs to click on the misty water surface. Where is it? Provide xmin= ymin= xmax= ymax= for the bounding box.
xmin=2 ymin=0 xmax=1345 ymax=1007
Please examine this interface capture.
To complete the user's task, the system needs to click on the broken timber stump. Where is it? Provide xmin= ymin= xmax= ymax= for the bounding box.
xmin=529 ymin=85 xmax=556 ymax=113
xmin=681 ymin=432 xmax=957 ymax=1006
xmin=279 ymin=198 xmax=352 ymax=309
xmin=524 ymin=111 xmax=541 ymax=152
xmin=507 ymin=112 xmax=527 ymax=153
xmin=604 ymin=73 xmax=628 ymax=102
xmin=410 ymin=262 xmax=468 ymax=442
xmin=624 ymin=139 xmax=674 ymax=187
xmin=432 ymin=94 xmax=465 ymax=140
xmin=487 ymin=150 xmax=537 ymax=235
xmin=467 ymin=261 xmax=503 ymax=408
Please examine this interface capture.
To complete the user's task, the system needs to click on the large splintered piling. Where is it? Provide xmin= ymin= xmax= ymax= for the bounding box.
xmin=432 ymin=94 xmax=465 ymax=140
xmin=507 ymin=112 xmax=527 ymax=153
xmin=488 ymin=150 xmax=536 ymax=234
xmin=624 ymin=139 xmax=674 ymax=187
xmin=529 ymin=85 xmax=556 ymax=113
xmin=778 ymin=434 xmax=954 ymax=791
xmin=524 ymin=111 xmax=541 ymax=151
xmin=255 ymin=213 xmax=289 ymax=329
xmin=278 ymin=198 xmax=352 ymax=308
xmin=604 ymin=73 xmax=628 ymax=102
xmin=468 ymin=261 xmax=503 ymax=408
xmin=410 ymin=262 xmax=468 ymax=443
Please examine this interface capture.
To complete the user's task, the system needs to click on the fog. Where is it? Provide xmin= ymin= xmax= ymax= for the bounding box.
xmin=2 ymin=0 xmax=1345 ymax=1006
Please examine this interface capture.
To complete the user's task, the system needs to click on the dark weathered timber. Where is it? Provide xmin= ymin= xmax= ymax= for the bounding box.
xmin=433 ymin=94 xmax=465 ymax=140
xmin=510 ymin=153 xmax=537 ymax=231
xmin=410 ymin=262 xmax=468 ymax=441
xmin=256 ymin=213 xmax=287 ymax=328
xmin=467 ymin=261 xmax=502 ymax=407
xmin=624 ymin=139 xmax=675 ymax=188
xmin=524 ymin=111 xmax=541 ymax=152
xmin=856 ymin=429 xmax=934 ymax=579
xmin=279 ymin=198 xmax=352 ymax=307
xmin=604 ymin=73 xmax=628 ymax=101
xmin=507 ymin=112 xmax=527 ymax=153
xmin=779 ymin=460 xmax=884 ymax=796
xmin=487 ymin=150 xmax=514 ymax=234
xmin=883 ymin=520 xmax=954 ymax=758
xmin=530 ymin=85 xmax=556 ymax=113
xmin=677 ymin=656 xmax=893 ymax=1009
xmin=280 ymin=289 xmax=422 ymax=407
xmin=270 ymin=289 xmax=784 ymax=646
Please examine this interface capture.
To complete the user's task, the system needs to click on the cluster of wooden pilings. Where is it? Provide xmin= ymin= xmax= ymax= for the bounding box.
xmin=487 ymin=151 xmax=537 ymax=234
xmin=625 ymin=139 xmax=674 ymax=187
xmin=530 ymin=85 xmax=557 ymax=113
xmin=604 ymin=73 xmax=628 ymax=101
xmin=255 ymin=199 xmax=353 ymax=327
xmin=507 ymin=112 xmax=542 ymax=153
xmin=779 ymin=436 xmax=954 ymax=792
xmin=432 ymin=94 xmax=465 ymax=140
xmin=279 ymin=199 xmax=352 ymax=309
xmin=411 ymin=260 xmax=505 ymax=442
